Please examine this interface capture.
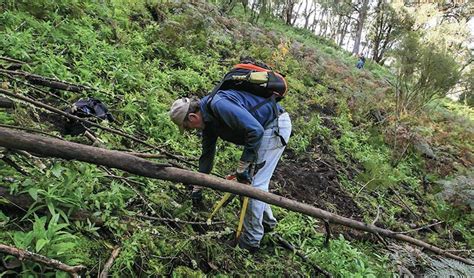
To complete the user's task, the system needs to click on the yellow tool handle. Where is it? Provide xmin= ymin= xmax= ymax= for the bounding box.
xmin=207 ymin=192 xmax=233 ymax=224
xmin=236 ymin=196 xmax=249 ymax=239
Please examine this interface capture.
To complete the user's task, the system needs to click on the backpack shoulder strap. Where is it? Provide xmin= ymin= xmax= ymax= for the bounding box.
xmin=206 ymin=79 xmax=226 ymax=119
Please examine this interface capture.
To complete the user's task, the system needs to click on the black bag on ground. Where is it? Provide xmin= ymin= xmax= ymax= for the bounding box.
xmin=64 ymin=97 xmax=114 ymax=136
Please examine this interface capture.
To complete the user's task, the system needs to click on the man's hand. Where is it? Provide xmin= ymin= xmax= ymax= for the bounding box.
xmin=236 ymin=160 xmax=252 ymax=184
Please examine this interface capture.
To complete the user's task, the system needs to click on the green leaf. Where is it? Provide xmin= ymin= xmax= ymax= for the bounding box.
xmin=47 ymin=201 xmax=56 ymax=216
xmin=36 ymin=239 xmax=49 ymax=252
xmin=28 ymin=188 xmax=38 ymax=201
xmin=0 ymin=211 xmax=9 ymax=226
xmin=51 ymin=164 xmax=64 ymax=178
xmin=54 ymin=242 xmax=76 ymax=255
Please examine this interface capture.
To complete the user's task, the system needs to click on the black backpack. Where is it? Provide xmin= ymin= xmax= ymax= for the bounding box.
xmin=64 ymin=98 xmax=114 ymax=135
xmin=210 ymin=61 xmax=287 ymax=101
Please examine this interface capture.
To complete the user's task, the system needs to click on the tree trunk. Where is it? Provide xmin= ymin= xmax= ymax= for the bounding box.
xmin=291 ymin=0 xmax=304 ymax=26
xmin=302 ymin=0 xmax=314 ymax=30
xmin=352 ymin=0 xmax=370 ymax=54
xmin=371 ymin=0 xmax=385 ymax=61
xmin=0 ymin=127 xmax=472 ymax=265
xmin=375 ymin=24 xmax=393 ymax=64
xmin=338 ymin=16 xmax=350 ymax=47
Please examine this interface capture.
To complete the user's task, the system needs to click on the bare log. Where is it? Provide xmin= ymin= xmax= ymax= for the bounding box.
xmin=0 ymin=127 xmax=472 ymax=265
xmin=0 ymin=243 xmax=86 ymax=276
xmin=99 ymin=247 xmax=121 ymax=278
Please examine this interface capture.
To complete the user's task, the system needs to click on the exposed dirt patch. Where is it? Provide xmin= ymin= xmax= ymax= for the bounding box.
xmin=272 ymin=151 xmax=362 ymax=221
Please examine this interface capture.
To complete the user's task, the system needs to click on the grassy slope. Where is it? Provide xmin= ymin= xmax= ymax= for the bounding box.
xmin=0 ymin=0 xmax=472 ymax=276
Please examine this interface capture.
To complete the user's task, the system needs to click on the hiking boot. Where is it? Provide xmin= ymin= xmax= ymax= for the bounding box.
xmin=263 ymin=223 xmax=275 ymax=234
xmin=238 ymin=240 xmax=259 ymax=254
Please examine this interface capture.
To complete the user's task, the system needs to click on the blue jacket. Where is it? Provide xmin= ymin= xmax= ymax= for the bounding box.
xmin=198 ymin=89 xmax=283 ymax=174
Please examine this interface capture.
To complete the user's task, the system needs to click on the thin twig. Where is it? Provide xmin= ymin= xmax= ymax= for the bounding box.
xmin=136 ymin=214 xmax=225 ymax=226
xmin=0 ymin=56 xmax=26 ymax=64
xmin=103 ymin=174 xmax=145 ymax=187
xmin=84 ymin=130 xmax=105 ymax=148
xmin=99 ymin=246 xmax=121 ymax=278
xmin=444 ymin=249 xmax=473 ymax=253
xmin=355 ymin=178 xmax=375 ymax=197
xmin=371 ymin=205 xmax=381 ymax=225
xmin=390 ymin=187 xmax=420 ymax=220
xmin=394 ymin=221 xmax=444 ymax=235
xmin=0 ymin=243 xmax=86 ymax=276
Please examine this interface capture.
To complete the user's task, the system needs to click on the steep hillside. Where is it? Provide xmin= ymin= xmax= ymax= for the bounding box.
xmin=0 ymin=1 xmax=472 ymax=276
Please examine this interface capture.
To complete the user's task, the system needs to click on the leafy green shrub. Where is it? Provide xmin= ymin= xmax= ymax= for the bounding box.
xmin=5 ymin=213 xmax=82 ymax=277
xmin=392 ymin=32 xmax=460 ymax=114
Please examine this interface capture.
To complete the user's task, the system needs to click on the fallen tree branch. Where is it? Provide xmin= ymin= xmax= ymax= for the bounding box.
xmin=0 ymin=243 xmax=86 ymax=276
xmin=395 ymin=221 xmax=444 ymax=235
xmin=0 ymin=87 xmax=198 ymax=169
xmin=136 ymin=214 xmax=225 ymax=226
xmin=1 ymin=155 xmax=29 ymax=176
xmin=99 ymin=246 xmax=121 ymax=278
xmin=389 ymin=187 xmax=420 ymax=220
xmin=0 ymin=72 xmax=69 ymax=104
xmin=0 ymin=127 xmax=471 ymax=265
xmin=0 ymin=68 xmax=91 ymax=93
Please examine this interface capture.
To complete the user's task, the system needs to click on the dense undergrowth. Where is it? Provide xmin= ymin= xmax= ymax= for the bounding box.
xmin=0 ymin=0 xmax=472 ymax=276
